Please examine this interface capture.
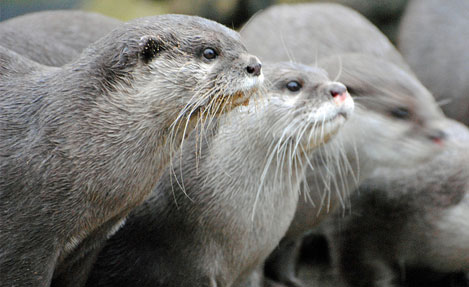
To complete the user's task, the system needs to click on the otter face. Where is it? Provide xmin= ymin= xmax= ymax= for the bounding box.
xmin=320 ymin=54 xmax=446 ymax=167
xmin=136 ymin=15 xmax=263 ymax=115
xmin=253 ymin=62 xmax=354 ymax=152
xmin=94 ymin=14 xmax=263 ymax=144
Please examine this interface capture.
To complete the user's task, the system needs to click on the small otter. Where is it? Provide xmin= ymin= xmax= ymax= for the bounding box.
xmin=240 ymin=3 xmax=448 ymax=286
xmin=399 ymin=0 xmax=469 ymax=126
xmin=0 ymin=10 xmax=121 ymax=66
xmin=0 ymin=14 xmax=262 ymax=287
xmin=84 ymin=62 xmax=354 ymax=287
xmin=326 ymin=119 xmax=469 ymax=287
xmin=265 ymin=54 xmax=448 ymax=287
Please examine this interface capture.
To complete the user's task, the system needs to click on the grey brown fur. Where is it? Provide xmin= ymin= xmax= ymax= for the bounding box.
xmin=84 ymin=62 xmax=354 ymax=287
xmin=241 ymin=3 xmax=447 ymax=286
xmin=326 ymin=119 xmax=469 ymax=287
xmin=0 ymin=14 xmax=262 ymax=287
xmin=0 ymin=10 xmax=121 ymax=66
xmin=399 ymin=0 xmax=469 ymax=126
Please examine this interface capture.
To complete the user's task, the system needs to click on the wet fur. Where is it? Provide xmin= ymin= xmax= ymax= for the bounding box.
xmin=0 ymin=14 xmax=261 ymax=287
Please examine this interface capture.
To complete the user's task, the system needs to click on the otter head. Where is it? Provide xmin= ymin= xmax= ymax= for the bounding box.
xmin=249 ymin=62 xmax=354 ymax=154
xmin=320 ymin=53 xmax=447 ymax=168
xmin=76 ymin=14 xmax=263 ymax=146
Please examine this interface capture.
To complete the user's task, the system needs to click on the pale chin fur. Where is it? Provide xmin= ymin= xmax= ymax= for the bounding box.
xmin=302 ymin=93 xmax=354 ymax=149
xmin=243 ymin=72 xmax=264 ymax=90
xmin=308 ymin=93 xmax=354 ymax=122
xmin=339 ymin=107 xmax=442 ymax=168
xmin=235 ymin=87 xmax=353 ymax=147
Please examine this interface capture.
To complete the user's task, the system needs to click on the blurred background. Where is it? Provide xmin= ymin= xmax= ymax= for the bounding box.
xmin=0 ymin=0 xmax=408 ymax=43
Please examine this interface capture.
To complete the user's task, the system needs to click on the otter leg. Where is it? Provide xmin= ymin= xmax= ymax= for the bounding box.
xmin=264 ymin=238 xmax=305 ymax=287
xmin=52 ymin=217 xmax=125 ymax=287
xmin=51 ymin=247 xmax=102 ymax=287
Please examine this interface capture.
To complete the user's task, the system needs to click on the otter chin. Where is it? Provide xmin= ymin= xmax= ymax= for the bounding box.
xmin=301 ymin=90 xmax=354 ymax=151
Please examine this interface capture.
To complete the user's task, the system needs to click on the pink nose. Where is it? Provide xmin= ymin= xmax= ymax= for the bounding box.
xmin=327 ymin=83 xmax=349 ymax=105
xmin=331 ymin=90 xmax=349 ymax=105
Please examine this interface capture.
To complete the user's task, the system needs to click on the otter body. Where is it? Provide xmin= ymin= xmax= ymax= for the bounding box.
xmin=327 ymin=120 xmax=469 ymax=287
xmin=241 ymin=2 xmax=409 ymax=70
xmin=399 ymin=0 xmax=469 ymax=126
xmin=0 ymin=10 xmax=121 ymax=66
xmin=241 ymin=3 xmax=447 ymax=286
xmin=0 ymin=14 xmax=262 ymax=287
xmin=84 ymin=62 xmax=354 ymax=287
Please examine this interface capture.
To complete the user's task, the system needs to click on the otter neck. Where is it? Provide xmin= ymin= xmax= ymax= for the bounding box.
xmin=208 ymin=110 xmax=310 ymax=208
xmin=55 ymin=64 xmax=180 ymax=219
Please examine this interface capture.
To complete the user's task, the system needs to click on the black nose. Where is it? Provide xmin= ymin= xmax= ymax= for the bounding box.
xmin=428 ymin=129 xmax=446 ymax=143
xmin=327 ymin=83 xmax=347 ymax=98
xmin=246 ymin=57 xmax=262 ymax=77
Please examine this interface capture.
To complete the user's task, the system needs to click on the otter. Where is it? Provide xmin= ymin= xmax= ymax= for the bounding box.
xmin=264 ymin=54 xmax=448 ymax=287
xmin=240 ymin=3 xmax=448 ymax=286
xmin=0 ymin=14 xmax=262 ymax=287
xmin=326 ymin=119 xmax=469 ymax=287
xmin=83 ymin=62 xmax=354 ymax=287
xmin=399 ymin=0 xmax=469 ymax=126
xmin=0 ymin=10 xmax=121 ymax=66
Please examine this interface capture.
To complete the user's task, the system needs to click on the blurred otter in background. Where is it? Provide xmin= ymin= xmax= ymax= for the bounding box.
xmin=399 ymin=0 xmax=469 ymax=126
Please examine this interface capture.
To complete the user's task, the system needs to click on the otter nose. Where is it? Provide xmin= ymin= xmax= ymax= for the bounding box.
xmin=246 ymin=57 xmax=262 ymax=77
xmin=327 ymin=83 xmax=348 ymax=104
xmin=428 ymin=129 xmax=446 ymax=145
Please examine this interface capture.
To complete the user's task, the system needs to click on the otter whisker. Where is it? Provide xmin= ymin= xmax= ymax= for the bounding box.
xmin=279 ymin=27 xmax=296 ymax=64
xmin=292 ymin=118 xmax=312 ymax=156
xmin=333 ymin=55 xmax=343 ymax=83
xmin=252 ymin=135 xmax=282 ymax=220
xmin=299 ymin=144 xmax=317 ymax=207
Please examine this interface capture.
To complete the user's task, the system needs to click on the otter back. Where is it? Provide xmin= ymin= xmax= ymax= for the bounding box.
xmin=0 ymin=10 xmax=121 ymax=66
xmin=399 ymin=0 xmax=469 ymax=126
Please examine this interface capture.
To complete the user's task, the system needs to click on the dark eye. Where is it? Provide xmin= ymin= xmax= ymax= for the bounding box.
xmin=203 ymin=48 xmax=217 ymax=60
xmin=286 ymin=81 xmax=302 ymax=92
xmin=390 ymin=107 xmax=411 ymax=119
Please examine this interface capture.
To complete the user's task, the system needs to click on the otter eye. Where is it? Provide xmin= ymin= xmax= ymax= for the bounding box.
xmin=286 ymin=81 xmax=302 ymax=92
xmin=203 ymin=48 xmax=217 ymax=60
xmin=390 ymin=107 xmax=411 ymax=119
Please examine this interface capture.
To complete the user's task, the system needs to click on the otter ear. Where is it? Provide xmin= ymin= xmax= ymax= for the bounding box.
xmin=139 ymin=36 xmax=164 ymax=64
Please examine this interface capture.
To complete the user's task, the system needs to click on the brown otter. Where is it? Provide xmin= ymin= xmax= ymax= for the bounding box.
xmin=326 ymin=119 xmax=469 ymax=287
xmin=240 ymin=3 xmax=448 ymax=286
xmin=0 ymin=14 xmax=262 ymax=287
xmin=399 ymin=0 xmax=469 ymax=126
xmin=0 ymin=10 xmax=121 ymax=66
xmin=83 ymin=62 xmax=354 ymax=287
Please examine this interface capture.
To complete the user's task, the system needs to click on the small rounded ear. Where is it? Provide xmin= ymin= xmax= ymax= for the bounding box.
xmin=139 ymin=36 xmax=164 ymax=64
